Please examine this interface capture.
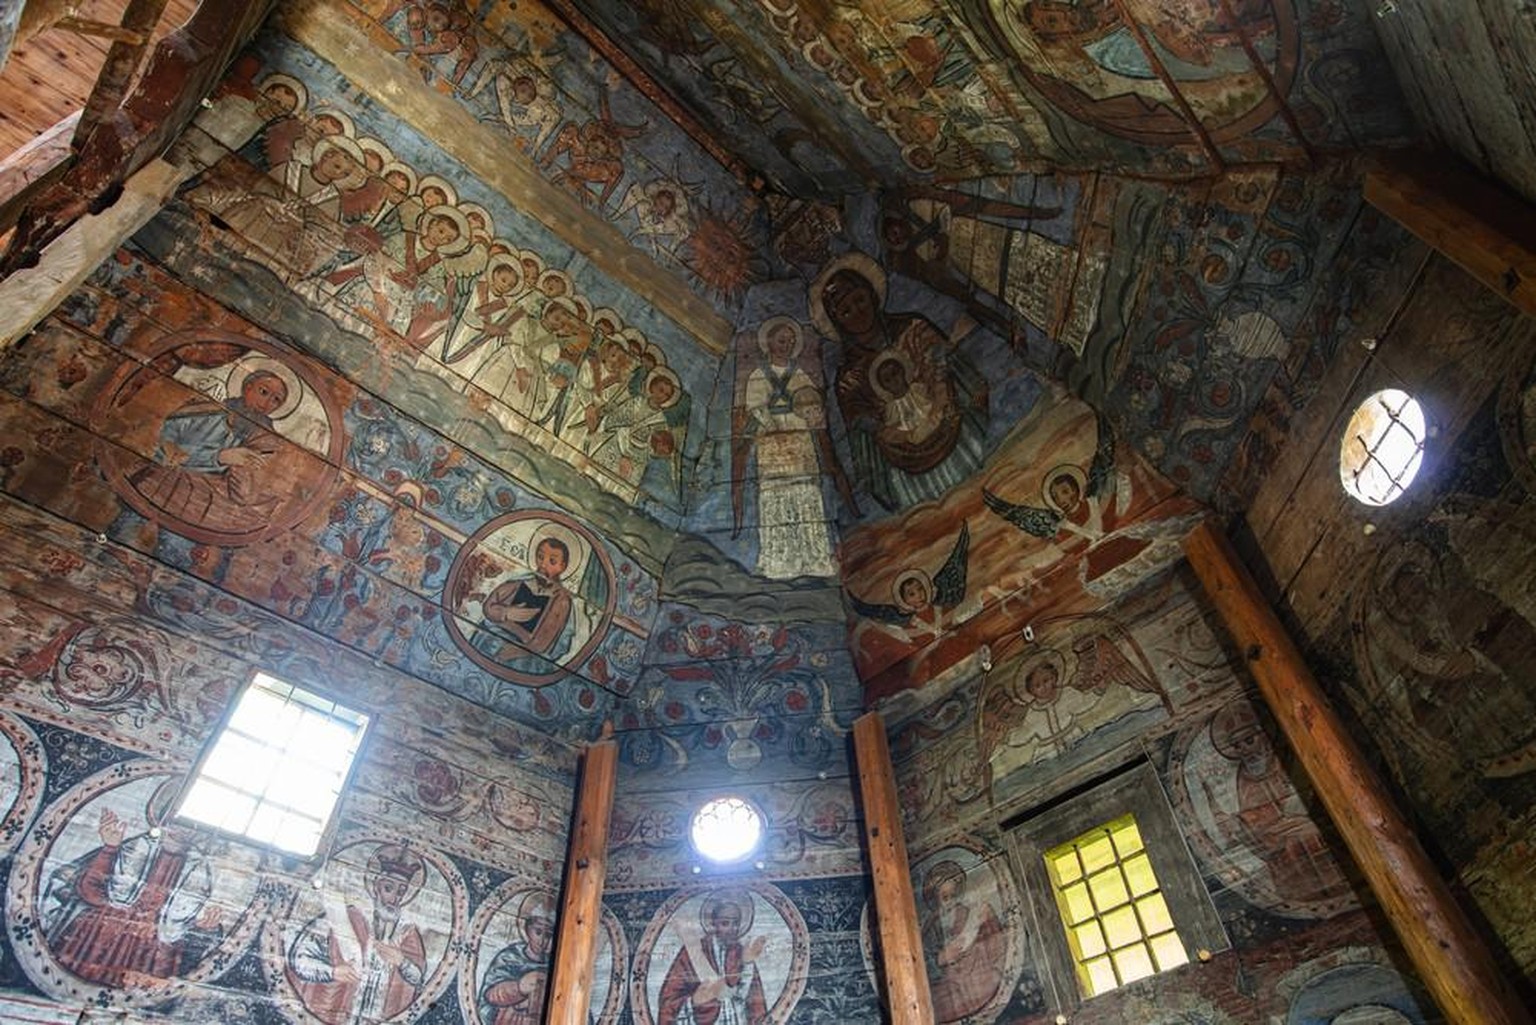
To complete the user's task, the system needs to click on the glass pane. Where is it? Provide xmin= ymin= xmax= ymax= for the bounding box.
xmin=1136 ymin=893 xmax=1174 ymax=935
xmin=1083 ymin=956 xmax=1118 ymax=997
xmin=216 ymin=790 xmax=258 ymax=834
xmin=1113 ymin=944 xmax=1155 ymax=984
xmin=291 ymin=712 xmax=361 ymax=762
xmin=1110 ymin=818 xmax=1144 ymax=857
xmin=228 ymin=685 xmax=295 ymax=737
xmin=200 ymin=733 xmax=270 ymax=789
xmin=1048 ymin=849 xmax=1082 ymax=885
xmin=1122 ymin=852 xmax=1157 ymax=896
xmin=1078 ymin=833 xmax=1115 ymax=875
xmin=1072 ymin=920 xmax=1107 ymax=959
xmin=1102 ymin=905 xmax=1142 ymax=950
xmin=1150 ymin=932 xmax=1189 ymax=971
xmin=245 ymin=802 xmax=286 ymax=845
xmin=179 ymin=778 xmax=235 ymax=825
xmin=1060 ymin=882 xmax=1095 ymax=925
xmin=274 ymin=816 xmax=323 ymax=856
xmin=1089 ymin=868 xmax=1130 ymax=911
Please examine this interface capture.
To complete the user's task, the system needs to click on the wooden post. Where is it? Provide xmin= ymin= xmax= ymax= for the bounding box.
xmin=852 ymin=711 xmax=936 ymax=1024
xmin=1183 ymin=521 xmax=1531 ymax=1025
xmin=545 ymin=725 xmax=618 ymax=1025
xmin=1365 ymin=156 xmax=1536 ymax=320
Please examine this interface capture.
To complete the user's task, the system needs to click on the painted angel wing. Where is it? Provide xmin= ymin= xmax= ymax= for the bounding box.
xmin=982 ymin=487 xmax=1060 ymax=538
xmin=932 ymin=521 xmax=969 ymax=608
xmin=848 ymin=593 xmax=911 ymax=625
xmin=1071 ymin=633 xmax=1158 ymax=695
xmin=1086 ymin=411 xmax=1117 ymax=499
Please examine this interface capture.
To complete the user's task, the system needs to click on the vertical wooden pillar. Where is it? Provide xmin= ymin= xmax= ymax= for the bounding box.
xmin=545 ymin=726 xmax=618 ymax=1025
xmin=853 ymin=711 xmax=936 ymax=1024
xmin=1184 ymin=521 xmax=1531 ymax=1025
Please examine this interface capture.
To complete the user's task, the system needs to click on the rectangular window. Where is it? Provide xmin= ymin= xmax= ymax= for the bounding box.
xmin=178 ymin=672 xmax=368 ymax=857
xmin=1044 ymin=813 xmax=1188 ymax=997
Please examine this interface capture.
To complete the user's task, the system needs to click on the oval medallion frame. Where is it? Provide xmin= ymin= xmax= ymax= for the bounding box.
xmin=0 ymin=712 xmax=44 ymax=853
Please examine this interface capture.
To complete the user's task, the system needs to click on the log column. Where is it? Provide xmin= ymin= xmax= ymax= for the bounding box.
xmin=853 ymin=711 xmax=935 ymax=1024
xmin=545 ymin=726 xmax=618 ymax=1025
xmin=1184 ymin=520 xmax=1530 ymax=1025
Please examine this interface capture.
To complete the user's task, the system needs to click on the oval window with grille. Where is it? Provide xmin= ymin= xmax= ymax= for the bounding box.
xmin=1340 ymin=389 xmax=1426 ymax=506
xmin=689 ymin=796 xmax=763 ymax=863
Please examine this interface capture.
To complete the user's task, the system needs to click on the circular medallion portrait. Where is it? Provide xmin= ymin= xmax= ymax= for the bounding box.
xmin=987 ymin=0 xmax=1299 ymax=147
xmin=459 ymin=882 xmax=628 ymax=1024
xmin=267 ymin=835 xmax=467 ymax=1025
xmin=443 ymin=510 xmax=616 ymax=685
xmin=93 ymin=331 xmax=345 ymax=547
xmin=870 ymin=840 xmax=1027 ymax=1024
xmin=631 ymin=883 xmax=809 ymax=1025
xmin=0 ymin=712 xmax=44 ymax=853
xmin=5 ymin=762 xmax=270 ymax=1006
xmin=1168 ymin=699 xmax=1353 ymax=919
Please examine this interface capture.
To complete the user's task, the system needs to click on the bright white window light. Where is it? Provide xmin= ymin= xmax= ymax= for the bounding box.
xmin=1340 ymin=388 xmax=1426 ymax=506
xmin=178 ymin=672 xmax=368 ymax=857
xmin=690 ymin=796 xmax=763 ymax=863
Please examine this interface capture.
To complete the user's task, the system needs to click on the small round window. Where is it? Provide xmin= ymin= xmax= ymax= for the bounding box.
xmin=690 ymin=797 xmax=763 ymax=863
xmin=1340 ymin=388 xmax=1426 ymax=506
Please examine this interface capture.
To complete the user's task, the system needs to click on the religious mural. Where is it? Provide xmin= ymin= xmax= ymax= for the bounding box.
xmin=907 ymin=842 xmax=1027 ymax=1024
xmin=6 ymin=763 xmax=270 ymax=1006
xmin=458 ymin=882 xmax=627 ymax=1024
xmin=630 ymin=883 xmax=809 ymax=1025
xmin=183 ymin=63 xmax=700 ymax=509
xmin=94 ymin=330 xmax=345 ymax=552
xmin=977 ymin=615 xmax=1169 ymax=783
xmin=272 ymin=835 xmax=467 ymax=1025
xmin=0 ymin=712 xmax=43 ymax=853
xmin=1167 ymin=697 xmax=1354 ymax=920
xmin=444 ymin=510 xmax=616 ymax=686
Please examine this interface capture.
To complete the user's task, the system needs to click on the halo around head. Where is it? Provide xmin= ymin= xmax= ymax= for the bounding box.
xmin=309 ymin=105 xmax=356 ymax=137
xmin=869 ymin=349 xmax=916 ymax=402
xmin=700 ymin=888 xmax=755 ymax=935
xmin=757 ymin=315 xmax=805 ymax=362
xmin=809 ymin=251 xmax=887 ymax=340
xmin=485 ymin=253 xmax=523 ymax=291
xmin=891 ymin=567 xmax=934 ymax=612
xmin=257 ymin=73 xmax=308 ymax=113
xmin=311 ymin=134 xmax=369 ymax=190
xmin=415 ymin=174 xmax=459 ymax=207
xmin=1040 ymin=463 xmax=1088 ymax=514
xmin=645 ymin=366 xmax=683 ymax=409
xmin=529 ymin=520 xmax=588 ymax=581
xmin=416 ymin=204 xmax=473 ymax=257
xmin=227 ymin=355 xmax=303 ymax=420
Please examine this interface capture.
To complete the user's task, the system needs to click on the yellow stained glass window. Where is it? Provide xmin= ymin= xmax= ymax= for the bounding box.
xmin=1044 ymin=814 xmax=1188 ymax=998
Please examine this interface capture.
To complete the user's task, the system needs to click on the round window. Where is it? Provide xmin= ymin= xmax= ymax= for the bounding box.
xmin=690 ymin=797 xmax=763 ymax=863
xmin=1339 ymin=388 xmax=1426 ymax=506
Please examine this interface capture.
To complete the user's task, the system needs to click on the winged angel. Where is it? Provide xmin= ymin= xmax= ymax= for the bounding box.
xmin=848 ymin=523 xmax=980 ymax=658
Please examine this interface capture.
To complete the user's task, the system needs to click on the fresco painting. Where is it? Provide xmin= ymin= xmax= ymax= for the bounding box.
xmin=444 ymin=509 xmax=618 ymax=686
xmin=910 ymin=843 xmax=1026 ymax=1024
xmin=631 ymin=883 xmax=809 ymax=1025
xmin=842 ymin=399 xmax=1199 ymax=695
xmin=6 ymin=763 xmax=269 ymax=1005
xmin=273 ymin=835 xmax=467 ymax=1025
xmin=977 ymin=615 xmax=1168 ymax=783
xmin=185 ymin=62 xmax=700 ymax=509
xmin=0 ymin=712 xmax=42 ymax=852
xmin=1168 ymin=698 xmax=1354 ymax=919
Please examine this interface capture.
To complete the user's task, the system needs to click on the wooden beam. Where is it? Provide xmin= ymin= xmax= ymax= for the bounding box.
xmin=0 ymin=110 xmax=79 ymax=233
xmin=1365 ymin=156 xmax=1536 ymax=320
xmin=54 ymin=16 xmax=150 ymax=45
xmin=277 ymin=0 xmax=733 ymax=355
xmin=852 ymin=711 xmax=936 ymax=1025
xmin=1183 ymin=520 xmax=1532 ymax=1025
xmin=0 ymin=157 xmax=187 ymax=349
xmin=545 ymin=726 xmax=618 ymax=1025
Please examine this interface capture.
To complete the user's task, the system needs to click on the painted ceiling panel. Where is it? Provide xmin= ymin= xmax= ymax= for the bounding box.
xmin=570 ymin=0 xmax=1414 ymax=189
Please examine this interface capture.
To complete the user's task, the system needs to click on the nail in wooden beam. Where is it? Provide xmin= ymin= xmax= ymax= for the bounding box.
xmin=545 ymin=724 xmax=618 ymax=1025
xmin=1183 ymin=520 xmax=1531 ymax=1025
xmin=853 ymin=711 xmax=936 ymax=1024
xmin=1365 ymin=155 xmax=1536 ymax=320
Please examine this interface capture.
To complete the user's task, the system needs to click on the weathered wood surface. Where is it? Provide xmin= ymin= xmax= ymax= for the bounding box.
xmin=1370 ymin=0 xmax=1536 ymax=205
xmin=1365 ymin=159 xmax=1536 ymax=320
xmin=275 ymin=0 xmax=733 ymax=355
xmin=0 ymin=156 xmax=186 ymax=346
xmin=1185 ymin=520 xmax=1533 ymax=1025
xmin=546 ymin=731 xmax=618 ymax=1025
xmin=853 ymin=711 xmax=936 ymax=1025
xmin=0 ymin=109 xmax=78 ymax=232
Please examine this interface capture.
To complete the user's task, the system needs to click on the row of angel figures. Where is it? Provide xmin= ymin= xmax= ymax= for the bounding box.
xmin=184 ymin=72 xmax=691 ymax=495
